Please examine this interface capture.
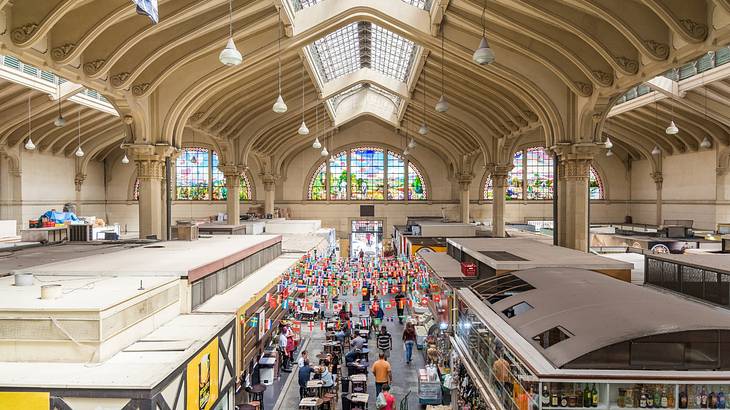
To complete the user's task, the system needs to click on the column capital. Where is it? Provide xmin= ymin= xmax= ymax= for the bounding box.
xmin=219 ymin=164 xmax=245 ymax=177
xmin=552 ymin=142 xmax=603 ymax=161
xmin=456 ymin=173 xmax=473 ymax=191
xmin=74 ymin=173 xmax=85 ymax=192
xmin=650 ymin=171 xmax=664 ymax=185
xmin=262 ymin=173 xmax=278 ymax=191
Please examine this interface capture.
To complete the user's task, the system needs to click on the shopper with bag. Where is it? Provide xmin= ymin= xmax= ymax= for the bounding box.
xmin=376 ymin=384 xmax=396 ymax=410
xmin=402 ymin=322 xmax=417 ymax=364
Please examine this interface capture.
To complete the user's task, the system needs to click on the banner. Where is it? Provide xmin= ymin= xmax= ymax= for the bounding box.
xmin=132 ymin=0 xmax=159 ymax=24
xmin=187 ymin=338 xmax=220 ymax=410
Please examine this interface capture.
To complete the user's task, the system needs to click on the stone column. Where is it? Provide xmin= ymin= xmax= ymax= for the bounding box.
xmin=457 ymin=175 xmax=472 ymax=224
xmin=554 ymin=144 xmax=600 ymax=252
xmin=651 ymin=172 xmax=663 ymax=227
xmin=491 ymin=166 xmax=511 ymax=238
xmin=74 ymin=173 xmax=85 ymax=215
xmin=263 ymin=174 xmax=276 ymax=217
xmin=131 ymin=146 xmax=173 ymax=239
xmin=221 ymin=165 xmax=242 ymax=225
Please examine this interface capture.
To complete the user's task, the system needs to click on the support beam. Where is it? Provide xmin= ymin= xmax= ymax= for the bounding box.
xmin=458 ymin=176 xmax=471 ymax=224
xmin=490 ymin=166 xmax=511 ymax=238
xmin=263 ymin=173 xmax=277 ymax=217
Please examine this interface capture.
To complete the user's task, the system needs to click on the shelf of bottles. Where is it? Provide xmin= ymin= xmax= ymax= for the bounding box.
xmin=539 ymin=382 xmax=730 ymax=410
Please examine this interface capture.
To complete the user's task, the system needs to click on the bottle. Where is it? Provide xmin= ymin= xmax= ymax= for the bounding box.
xmin=641 ymin=389 xmax=648 ymax=409
xmin=585 ymin=385 xmax=592 ymax=408
xmin=561 ymin=392 xmax=569 ymax=408
xmin=702 ymin=387 xmax=709 ymax=408
xmin=661 ymin=388 xmax=668 ymax=408
xmin=552 ymin=392 xmax=559 ymax=407
xmin=668 ymin=389 xmax=676 ymax=409
xmin=655 ymin=388 xmax=661 ymax=408
xmin=647 ymin=388 xmax=654 ymax=409
xmin=543 ymin=384 xmax=551 ymax=407
xmin=710 ymin=391 xmax=717 ymax=409
xmin=718 ymin=390 xmax=726 ymax=409
xmin=578 ymin=388 xmax=585 ymax=408
xmin=679 ymin=387 xmax=688 ymax=409
xmin=592 ymin=384 xmax=599 ymax=407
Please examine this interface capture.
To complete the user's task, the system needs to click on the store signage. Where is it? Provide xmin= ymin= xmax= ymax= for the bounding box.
xmin=186 ymin=338 xmax=220 ymax=410
xmin=0 ymin=392 xmax=48 ymax=410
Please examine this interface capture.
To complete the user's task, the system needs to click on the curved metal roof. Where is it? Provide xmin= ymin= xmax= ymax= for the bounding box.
xmin=478 ymin=267 xmax=730 ymax=368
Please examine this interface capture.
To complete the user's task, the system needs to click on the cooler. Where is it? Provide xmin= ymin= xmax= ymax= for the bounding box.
xmin=258 ymin=355 xmax=277 ymax=385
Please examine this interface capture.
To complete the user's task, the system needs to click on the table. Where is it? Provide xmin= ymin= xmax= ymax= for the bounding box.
xmin=198 ymin=223 xmax=248 ymax=235
xmin=299 ymin=397 xmax=324 ymax=409
xmin=306 ymin=380 xmax=324 ymax=397
xmin=249 ymin=383 xmax=267 ymax=409
xmin=350 ymin=374 xmax=367 ymax=393
xmin=350 ymin=393 xmax=369 ymax=410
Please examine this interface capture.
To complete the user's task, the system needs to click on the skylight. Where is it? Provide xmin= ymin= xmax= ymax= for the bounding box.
xmin=292 ymin=0 xmax=431 ymax=11
xmin=308 ymin=22 xmax=418 ymax=84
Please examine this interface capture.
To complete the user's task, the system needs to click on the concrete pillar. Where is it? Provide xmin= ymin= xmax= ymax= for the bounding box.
xmin=74 ymin=173 xmax=85 ymax=215
xmin=554 ymin=144 xmax=600 ymax=252
xmin=221 ymin=165 xmax=242 ymax=225
xmin=458 ymin=177 xmax=471 ymax=223
xmin=263 ymin=174 xmax=276 ymax=217
xmin=131 ymin=145 xmax=174 ymax=239
xmin=651 ymin=172 xmax=663 ymax=227
xmin=491 ymin=166 xmax=511 ymax=238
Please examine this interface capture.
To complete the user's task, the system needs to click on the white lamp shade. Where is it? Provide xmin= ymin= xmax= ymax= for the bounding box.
xmin=473 ymin=37 xmax=495 ymax=65
xmin=272 ymin=94 xmax=288 ymax=113
xmin=606 ymin=149 xmax=613 ymax=157
xmin=75 ymin=146 xmax=84 ymax=157
xmin=418 ymin=122 xmax=429 ymax=135
xmin=435 ymin=95 xmax=449 ymax=113
xmin=312 ymin=137 xmax=321 ymax=149
xmin=403 ymin=148 xmax=410 ymax=156
xmin=24 ymin=138 xmax=35 ymax=150
xmin=651 ymin=146 xmax=661 ymax=156
xmin=407 ymin=138 xmax=417 ymax=149
xmin=219 ymin=38 xmax=243 ymax=66
xmin=320 ymin=146 xmax=329 ymax=157
xmin=122 ymin=154 xmax=130 ymax=164
xmin=665 ymin=120 xmax=679 ymax=135
xmin=54 ymin=115 xmax=66 ymax=127
xmin=298 ymin=121 xmax=310 ymax=135
xmin=604 ymin=137 xmax=613 ymax=149
xmin=700 ymin=136 xmax=711 ymax=149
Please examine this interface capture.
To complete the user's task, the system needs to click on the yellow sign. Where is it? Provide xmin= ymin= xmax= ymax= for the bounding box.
xmin=187 ymin=338 xmax=220 ymax=410
xmin=0 ymin=392 xmax=49 ymax=410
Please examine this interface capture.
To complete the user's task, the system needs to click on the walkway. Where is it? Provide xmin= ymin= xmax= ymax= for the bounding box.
xmin=274 ymin=292 xmax=427 ymax=409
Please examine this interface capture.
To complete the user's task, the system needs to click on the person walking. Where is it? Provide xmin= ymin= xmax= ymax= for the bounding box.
xmin=371 ymin=352 xmax=392 ymax=397
xmin=402 ymin=322 xmax=417 ymax=364
xmin=298 ymin=359 xmax=314 ymax=400
xmin=394 ymin=291 xmax=406 ymax=324
xmin=378 ymin=384 xmax=396 ymax=410
xmin=376 ymin=325 xmax=393 ymax=359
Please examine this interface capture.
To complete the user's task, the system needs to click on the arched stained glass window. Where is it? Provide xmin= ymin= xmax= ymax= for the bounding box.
xmin=483 ymin=146 xmax=605 ymax=201
xmin=408 ymin=163 xmax=426 ymax=200
xmin=387 ymin=151 xmax=405 ymax=200
xmin=330 ymin=151 xmax=348 ymax=200
xmin=174 ymin=147 xmax=252 ymax=201
xmin=133 ymin=179 xmax=140 ymax=201
xmin=306 ymin=145 xmax=427 ymax=201
xmin=309 ymin=162 xmax=327 ymax=200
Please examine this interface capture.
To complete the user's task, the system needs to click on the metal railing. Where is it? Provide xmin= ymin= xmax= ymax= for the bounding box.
xmin=399 ymin=390 xmax=411 ymax=410
xmin=645 ymin=255 xmax=730 ymax=308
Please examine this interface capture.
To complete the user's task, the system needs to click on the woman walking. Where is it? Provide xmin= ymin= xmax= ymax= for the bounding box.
xmin=402 ymin=322 xmax=417 ymax=364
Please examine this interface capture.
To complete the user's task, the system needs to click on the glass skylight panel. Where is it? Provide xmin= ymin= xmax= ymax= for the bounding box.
xmin=402 ymin=0 xmax=431 ymax=10
xmin=370 ymin=24 xmax=417 ymax=82
xmin=310 ymin=23 xmax=360 ymax=82
xmin=291 ymin=0 xmax=320 ymax=11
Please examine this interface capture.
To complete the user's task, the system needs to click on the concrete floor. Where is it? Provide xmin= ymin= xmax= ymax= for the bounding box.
xmin=274 ymin=293 xmax=428 ymax=410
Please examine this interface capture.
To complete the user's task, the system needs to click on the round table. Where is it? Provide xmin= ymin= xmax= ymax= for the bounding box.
xmin=249 ymin=384 xmax=267 ymax=410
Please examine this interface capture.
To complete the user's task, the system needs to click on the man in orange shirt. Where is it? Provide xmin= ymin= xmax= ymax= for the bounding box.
xmin=493 ymin=351 xmax=513 ymax=407
xmin=371 ymin=352 xmax=392 ymax=397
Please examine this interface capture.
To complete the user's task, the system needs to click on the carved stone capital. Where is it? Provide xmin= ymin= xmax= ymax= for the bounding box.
xmin=129 ymin=145 xmax=176 ymax=180
xmin=651 ymin=171 xmax=664 ymax=186
xmin=262 ymin=173 xmax=278 ymax=191
xmin=74 ymin=173 xmax=86 ymax=192
xmin=135 ymin=158 xmax=165 ymax=180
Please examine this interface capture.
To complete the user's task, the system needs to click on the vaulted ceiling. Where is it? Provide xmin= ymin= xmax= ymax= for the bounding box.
xmin=0 ymin=0 xmax=728 ymax=176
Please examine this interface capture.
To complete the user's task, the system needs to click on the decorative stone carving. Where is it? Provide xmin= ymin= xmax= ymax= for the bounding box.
xmin=643 ymin=40 xmax=670 ymax=60
xmin=83 ymin=59 xmax=105 ymax=75
xmin=650 ymin=172 xmax=663 ymax=188
xmin=523 ymin=111 xmax=538 ymax=122
xmin=135 ymin=159 xmax=165 ymax=180
xmin=614 ymin=56 xmax=639 ymax=74
xmin=132 ymin=83 xmax=151 ymax=96
xmin=110 ymin=72 xmax=131 ymax=87
xmin=574 ymin=81 xmax=593 ymax=96
xmin=51 ymin=43 xmax=76 ymax=60
xmin=189 ymin=112 xmax=205 ymax=123
xmin=11 ymin=23 xmax=38 ymax=43
xmin=74 ymin=173 xmax=86 ymax=192
xmin=591 ymin=70 xmax=613 ymax=86
xmin=680 ymin=19 xmax=708 ymax=40
xmin=558 ymin=159 xmax=591 ymax=180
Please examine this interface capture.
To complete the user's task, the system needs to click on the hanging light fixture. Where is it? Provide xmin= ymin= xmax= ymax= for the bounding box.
xmin=701 ymin=136 xmax=711 ymax=149
xmin=419 ymin=66 xmax=429 ymax=135
xmin=298 ymin=64 xmax=309 ymax=135
xmin=604 ymin=137 xmax=613 ymax=149
xmin=54 ymin=98 xmax=66 ymax=127
xmin=403 ymin=117 xmax=411 ymax=156
xmin=74 ymin=110 xmax=84 ymax=157
xmin=408 ymin=137 xmax=417 ymax=149
xmin=312 ymin=103 xmax=321 ymax=149
xmin=651 ymin=145 xmax=661 ymax=156
xmin=435 ymin=25 xmax=449 ymax=113
xmin=665 ymin=68 xmax=679 ymax=135
xmin=606 ymin=149 xmax=613 ymax=157
xmin=24 ymin=95 xmax=35 ymax=150
xmin=272 ymin=12 xmax=287 ymax=113
xmin=190 ymin=130 xmax=198 ymax=164
xmin=122 ymin=153 xmax=130 ymax=164
xmin=320 ymin=134 xmax=328 ymax=157
xmin=473 ymin=0 xmax=495 ymax=65
xmin=219 ymin=0 xmax=243 ymax=66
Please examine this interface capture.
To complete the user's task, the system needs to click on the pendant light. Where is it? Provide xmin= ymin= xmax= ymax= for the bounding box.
xmin=701 ymin=137 xmax=711 ymax=149
xmin=665 ymin=68 xmax=679 ymax=135
xmin=408 ymin=137 xmax=417 ymax=149
xmin=606 ymin=149 xmax=613 ymax=157
xmin=74 ymin=110 xmax=84 ymax=157
xmin=54 ymin=98 xmax=66 ymax=127
xmin=312 ymin=103 xmax=321 ymax=149
xmin=190 ymin=130 xmax=198 ymax=164
xmin=473 ymin=0 xmax=495 ymax=65
xmin=24 ymin=95 xmax=35 ymax=150
xmin=700 ymin=66 xmax=711 ymax=150
xmin=604 ymin=137 xmax=613 ymax=149
xmin=122 ymin=153 xmax=130 ymax=164
xmin=403 ymin=118 xmax=411 ymax=156
xmin=219 ymin=0 xmax=243 ymax=66
xmin=419 ymin=66 xmax=429 ymax=135
xmin=298 ymin=64 xmax=309 ymax=135
xmin=272 ymin=12 xmax=287 ymax=113
xmin=652 ymin=145 xmax=661 ymax=156
xmin=320 ymin=130 xmax=328 ymax=157
xmin=435 ymin=26 xmax=449 ymax=113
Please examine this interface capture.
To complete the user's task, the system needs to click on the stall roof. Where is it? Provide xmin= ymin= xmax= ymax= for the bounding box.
xmin=646 ymin=252 xmax=730 ymax=275
xmin=12 ymin=235 xmax=281 ymax=279
xmin=0 ymin=313 xmax=232 ymax=389
xmin=471 ymin=267 xmax=730 ymax=368
xmin=281 ymin=234 xmax=328 ymax=254
xmin=195 ymin=253 xmax=303 ymax=313
xmin=449 ymin=238 xmax=632 ymax=271
xmin=421 ymin=252 xmax=465 ymax=278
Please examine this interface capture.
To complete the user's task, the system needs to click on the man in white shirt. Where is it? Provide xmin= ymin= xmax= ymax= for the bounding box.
xmin=279 ymin=331 xmax=291 ymax=371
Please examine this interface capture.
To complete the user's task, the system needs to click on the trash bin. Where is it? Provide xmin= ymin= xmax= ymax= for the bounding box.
xmin=259 ymin=355 xmax=276 ymax=386
xmin=341 ymin=376 xmax=350 ymax=393
xmin=341 ymin=393 xmax=352 ymax=410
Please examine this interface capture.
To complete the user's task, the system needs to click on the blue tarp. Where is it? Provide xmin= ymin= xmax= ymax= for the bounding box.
xmin=41 ymin=211 xmax=78 ymax=224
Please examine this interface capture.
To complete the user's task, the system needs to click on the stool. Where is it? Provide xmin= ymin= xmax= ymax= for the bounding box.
xmin=299 ymin=397 xmax=323 ymax=410
xmin=320 ymin=394 xmax=335 ymax=410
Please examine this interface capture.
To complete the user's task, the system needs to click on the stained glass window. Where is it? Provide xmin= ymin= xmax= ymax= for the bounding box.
xmin=351 ymin=147 xmax=385 ymax=200
xmin=211 ymin=151 xmax=226 ymax=200
xmin=408 ymin=163 xmax=426 ymax=200
xmin=329 ymin=151 xmax=348 ymax=200
xmin=507 ymin=151 xmax=523 ymax=200
xmin=525 ymin=147 xmax=554 ymax=200
xmin=176 ymin=147 xmax=210 ymax=200
xmin=238 ymin=174 xmax=252 ymax=201
xmin=387 ymin=151 xmax=405 ymax=200
xmin=590 ymin=167 xmax=605 ymax=200
xmin=133 ymin=179 xmax=140 ymax=201
xmin=309 ymin=162 xmax=327 ymax=200
xmin=484 ymin=177 xmax=493 ymax=200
